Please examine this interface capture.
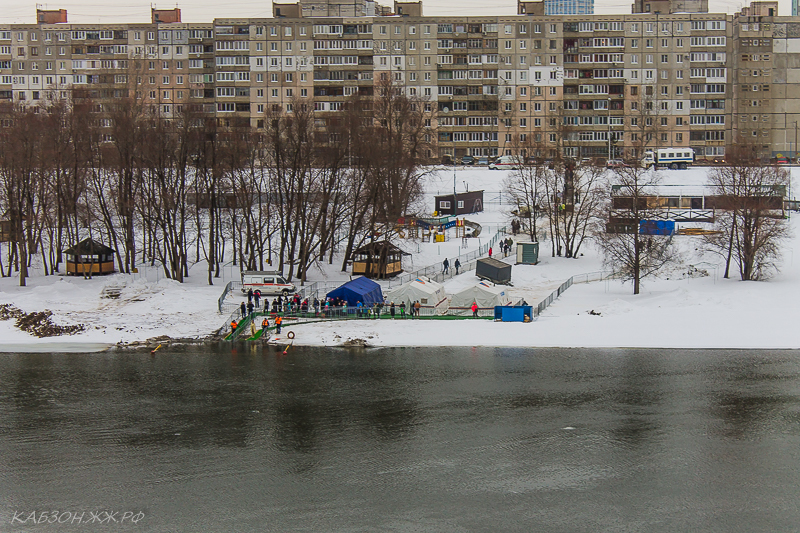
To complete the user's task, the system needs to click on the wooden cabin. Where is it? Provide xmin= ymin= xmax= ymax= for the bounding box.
xmin=352 ymin=242 xmax=409 ymax=278
xmin=64 ymin=238 xmax=116 ymax=276
xmin=434 ymin=190 xmax=484 ymax=216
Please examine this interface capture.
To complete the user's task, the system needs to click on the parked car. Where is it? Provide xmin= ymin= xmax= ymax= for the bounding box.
xmin=477 ymin=156 xmax=490 ymax=165
xmin=776 ymin=156 xmax=790 ymax=165
xmin=461 ymin=155 xmax=475 ymax=165
xmin=489 ymin=155 xmax=524 ymax=170
xmin=606 ymin=159 xmax=629 ymax=169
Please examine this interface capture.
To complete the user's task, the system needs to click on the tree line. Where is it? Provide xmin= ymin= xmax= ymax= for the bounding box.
xmin=503 ymin=136 xmax=790 ymax=294
xmin=0 ymin=80 xmax=432 ymax=286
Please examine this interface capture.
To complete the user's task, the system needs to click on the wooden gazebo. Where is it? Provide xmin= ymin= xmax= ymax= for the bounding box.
xmin=352 ymin=242 xmax=409 ymax=278
xmin=64 ymin=238 xmax=116 ymax=276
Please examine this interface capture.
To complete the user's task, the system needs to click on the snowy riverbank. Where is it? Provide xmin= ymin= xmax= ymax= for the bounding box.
xmin=0 ymin=166 xmax=799 ymax=352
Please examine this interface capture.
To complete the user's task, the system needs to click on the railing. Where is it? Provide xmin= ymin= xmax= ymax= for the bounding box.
xmin=218 ymin=281 xmax=243 ymax=313
xmin=385 ymin=225 xmax=509 ymax=289
xmin=533 ymin=270 xmax=622 ymax=317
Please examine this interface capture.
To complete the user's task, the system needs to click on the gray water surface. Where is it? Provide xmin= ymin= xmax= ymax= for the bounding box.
xmin=1 ymin=345 xmax=800 ymax=532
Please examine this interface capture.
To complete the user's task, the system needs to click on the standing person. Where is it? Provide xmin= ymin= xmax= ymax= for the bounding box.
xmin=471 ymin=301 xmax=479 ymax=318
xmin=313 ymin=297 xmax=320 ymax=316
xmin=240 ymin=302 xmax=247 ymax=319
xmin=442 ymin=257 xmax=449 ymax=274
xmin=414 ymin=300 xmax=421 ymax=317
xmin=400 ymin=301 xmax=406 ymax=318
xmin=247 ymin=288 xmax=254 ymax=303
xmin=261 ymin=316 xmax=269 ymax=331
xmin=247 ymin=301 xmax=254 ymax=318
xmin=250 ymin=320 xmax=257 ymax=337
xmin=488 ymin=246 xmax=493 ymax=258
xmin=230 ymin=319 xmax=238 ymax=335
xmin=254 ymin=290 xmax=261 ymax=309
xmin=390 ymin=301 xmax=396 ymax=318
xmin=357 ymin=301 xmax=363 ymax=318
xmin=454 ymin=258 xmax=461 ymax=275
xmin=275 ymin=315 xmax=282 ymax=334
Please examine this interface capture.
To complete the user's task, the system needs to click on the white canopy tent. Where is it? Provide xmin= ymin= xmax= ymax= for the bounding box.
xmin=449 ymin=281 xmax=512 ymax=315
xmin=386 ymin=276 xmax=449 ymax=315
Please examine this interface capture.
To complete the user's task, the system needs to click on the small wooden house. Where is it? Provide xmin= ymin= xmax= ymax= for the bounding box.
xmin=352 ymin=241 xmax=409 ymax=278
xmin=64 ymin=238 xmax=116 ymax=276
xmin=434 ymin=190 xmax=484 ymax=216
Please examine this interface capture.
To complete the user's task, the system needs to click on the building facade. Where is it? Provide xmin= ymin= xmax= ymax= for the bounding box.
xmin=545 ymin=0 xmax=594 ymax=16
xmin=0 ymin=3 xmax=798 ymax=161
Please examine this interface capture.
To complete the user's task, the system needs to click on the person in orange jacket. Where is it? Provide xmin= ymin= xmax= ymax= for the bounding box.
xmin=275 ymin=315 xmax=283 ymax=334
xmin=261 ymin=317 xmax=269 ymax=331
xmin=231 ymin=320 xmax=238 ymax=334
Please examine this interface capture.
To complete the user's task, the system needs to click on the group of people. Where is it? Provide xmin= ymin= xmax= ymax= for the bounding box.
xmin=442 ymin=257 xmax=461 ymax=275
xmin=500 ymin=238 xmax=513 ymax=257
xmin=230 ymin=287 xmax=442 ymax=338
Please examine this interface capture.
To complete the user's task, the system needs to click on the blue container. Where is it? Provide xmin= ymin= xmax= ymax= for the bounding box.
xmin=493 ymin=305 xmax=533 ymax=322
xmin=639 ymin=220 xmax=675 ymax=235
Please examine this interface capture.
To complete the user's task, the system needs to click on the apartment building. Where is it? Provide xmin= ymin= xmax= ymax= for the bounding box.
xmin=0 ymin=2 xmax=796 ymax=161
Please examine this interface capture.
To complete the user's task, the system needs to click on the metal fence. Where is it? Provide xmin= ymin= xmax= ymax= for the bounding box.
xmin=384 ymin=226 xmax=509 ymax=289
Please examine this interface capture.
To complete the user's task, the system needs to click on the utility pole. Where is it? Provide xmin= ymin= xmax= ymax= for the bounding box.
xmin=453 ymin=159 xmax=457 ymax=217
xmin=607 ymin=97 xmax=612 ymax=161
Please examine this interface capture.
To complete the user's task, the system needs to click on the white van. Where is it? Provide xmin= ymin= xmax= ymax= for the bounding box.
xmin=489 ymin=156 xmax=523 ymax=170
xmin=241 ymin=271 xmax=296 ymax=296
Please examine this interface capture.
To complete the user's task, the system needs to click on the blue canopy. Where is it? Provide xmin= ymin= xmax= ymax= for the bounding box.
xmin=326 ymin=276 xmax=383 ymax=306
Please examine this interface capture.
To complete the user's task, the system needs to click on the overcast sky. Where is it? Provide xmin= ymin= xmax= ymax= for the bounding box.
xmin=0 ymin=0 xmax=781 ymax=24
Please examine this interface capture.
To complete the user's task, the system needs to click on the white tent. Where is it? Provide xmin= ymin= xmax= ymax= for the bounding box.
xmin=386 ymin=276 xmax=449 ymax=315
xmin=449 ymin=281 xmax=511 ymax=315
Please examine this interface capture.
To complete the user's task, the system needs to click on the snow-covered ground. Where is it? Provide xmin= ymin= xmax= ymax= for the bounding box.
xmin=0 ymin=165 xmax=798 ymax=352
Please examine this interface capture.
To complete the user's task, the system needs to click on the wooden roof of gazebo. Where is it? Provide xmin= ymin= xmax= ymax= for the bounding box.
xmin=353 ymin=242 xmax=411 ymax=257
xmin=64 ymin=238 xmax=116 ymax=256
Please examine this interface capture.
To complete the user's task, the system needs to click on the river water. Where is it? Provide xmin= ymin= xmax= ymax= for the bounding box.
xmin=1 ymin=344 xmax=800 ymax=532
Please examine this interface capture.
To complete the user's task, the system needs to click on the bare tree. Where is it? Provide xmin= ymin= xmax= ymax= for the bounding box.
xmin=705 ymin=139 xmax=790 ymax=281
xmin=595 ymin=165 xmax=676 ymax=294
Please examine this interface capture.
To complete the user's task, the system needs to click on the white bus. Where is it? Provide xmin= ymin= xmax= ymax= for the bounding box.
xmin=642 ymin=148 xmax=695 ymax=170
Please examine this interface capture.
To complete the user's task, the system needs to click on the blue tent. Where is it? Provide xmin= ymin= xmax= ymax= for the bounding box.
xmin=326 ymin=276 xmax=383 ymax=306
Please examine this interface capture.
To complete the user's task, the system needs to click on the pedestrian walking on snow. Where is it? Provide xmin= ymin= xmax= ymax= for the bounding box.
xmin=442 ymin=258 xmax=449 ymax=274
xmin=454 ymin=258 xmax=461 ymax=275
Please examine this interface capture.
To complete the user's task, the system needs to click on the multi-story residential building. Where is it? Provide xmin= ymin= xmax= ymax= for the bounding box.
xmin=1 ymin=1 xmax=799 ymax=162
xmin=545 ymin=0 xmax=594 ymax=16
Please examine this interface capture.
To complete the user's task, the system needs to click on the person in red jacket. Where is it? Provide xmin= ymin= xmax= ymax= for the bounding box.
xmin=471 ymin=301 xmax=478 ymax=318
xmin=488 ymin=247 xmax=493 ymax=258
